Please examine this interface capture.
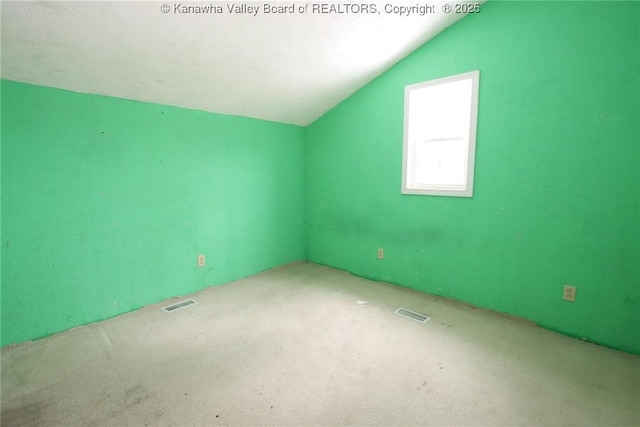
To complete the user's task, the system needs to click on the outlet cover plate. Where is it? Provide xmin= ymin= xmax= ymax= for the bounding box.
xmin=563 ymin=285 xmax=576 ymax=302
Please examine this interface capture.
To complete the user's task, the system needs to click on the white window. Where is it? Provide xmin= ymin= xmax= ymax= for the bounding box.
xmin=402 ymin=70 xmax=479 ymax=197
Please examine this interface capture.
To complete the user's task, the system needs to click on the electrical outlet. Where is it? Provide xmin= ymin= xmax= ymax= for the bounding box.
xmin=377 ymin=248 xmax=384 ymax=259
xmin=197 ymin=255 xmax=206 ymax=267
xmin=563 ymin=285 xmax=576 ymax=302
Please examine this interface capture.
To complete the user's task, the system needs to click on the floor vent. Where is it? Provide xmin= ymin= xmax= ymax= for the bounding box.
xmin=395 ymin=307 xmax=430 ymax=323
xmin=162 ymin=299 xmax=197 ymax=313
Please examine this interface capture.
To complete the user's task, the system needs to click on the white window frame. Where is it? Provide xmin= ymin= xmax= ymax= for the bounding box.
xmin=401 ymin=70 xmax=480 ymax=197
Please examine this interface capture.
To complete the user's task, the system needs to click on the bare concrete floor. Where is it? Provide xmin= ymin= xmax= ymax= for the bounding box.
xmin=2 ymin=262 xmax=639 ymax=426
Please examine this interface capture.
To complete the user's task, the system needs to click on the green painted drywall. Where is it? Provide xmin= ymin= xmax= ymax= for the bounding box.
xmin=1 ymin=80 xmax=306 ymax=346
xmin=306 ymin=1 xmax=640 ymax=354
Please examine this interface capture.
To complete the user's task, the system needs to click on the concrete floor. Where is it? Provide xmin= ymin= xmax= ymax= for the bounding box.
xmin=2 ymin=261 xmax=639 ymax=426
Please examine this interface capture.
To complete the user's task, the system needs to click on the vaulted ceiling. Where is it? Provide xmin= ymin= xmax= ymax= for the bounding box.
xmin=1 ymin=1 xmax=479 ymax=125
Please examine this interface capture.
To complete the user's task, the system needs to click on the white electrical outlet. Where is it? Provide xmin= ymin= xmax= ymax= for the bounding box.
xmin=197 ymin=255 xmax=206 ymax=267
xmin=563 ymin=285 xmax=576 ymax=302
xmin=377 ymin=248 xmax=384 ymax=259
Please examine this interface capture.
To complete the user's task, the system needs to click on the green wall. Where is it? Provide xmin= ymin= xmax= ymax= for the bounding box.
xmin=306 ymin=1 xmax=640 ymax=354
xmin=1 ymin=80 xmax=306 ymax=346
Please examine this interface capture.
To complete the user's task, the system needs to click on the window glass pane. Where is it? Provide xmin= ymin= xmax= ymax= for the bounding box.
xmin=408 ymin=78 xmax=472 ymax=142
xmin=413 ymin=138 xmax=467 ymax=186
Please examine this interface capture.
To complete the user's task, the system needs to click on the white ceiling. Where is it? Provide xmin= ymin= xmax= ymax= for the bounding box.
xmin=1 ymin=1 xmax=477 ymax=126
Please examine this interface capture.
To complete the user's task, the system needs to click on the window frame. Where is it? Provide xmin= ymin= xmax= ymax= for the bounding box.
xmin=401 ymin=70 xmax=480 ymax=197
